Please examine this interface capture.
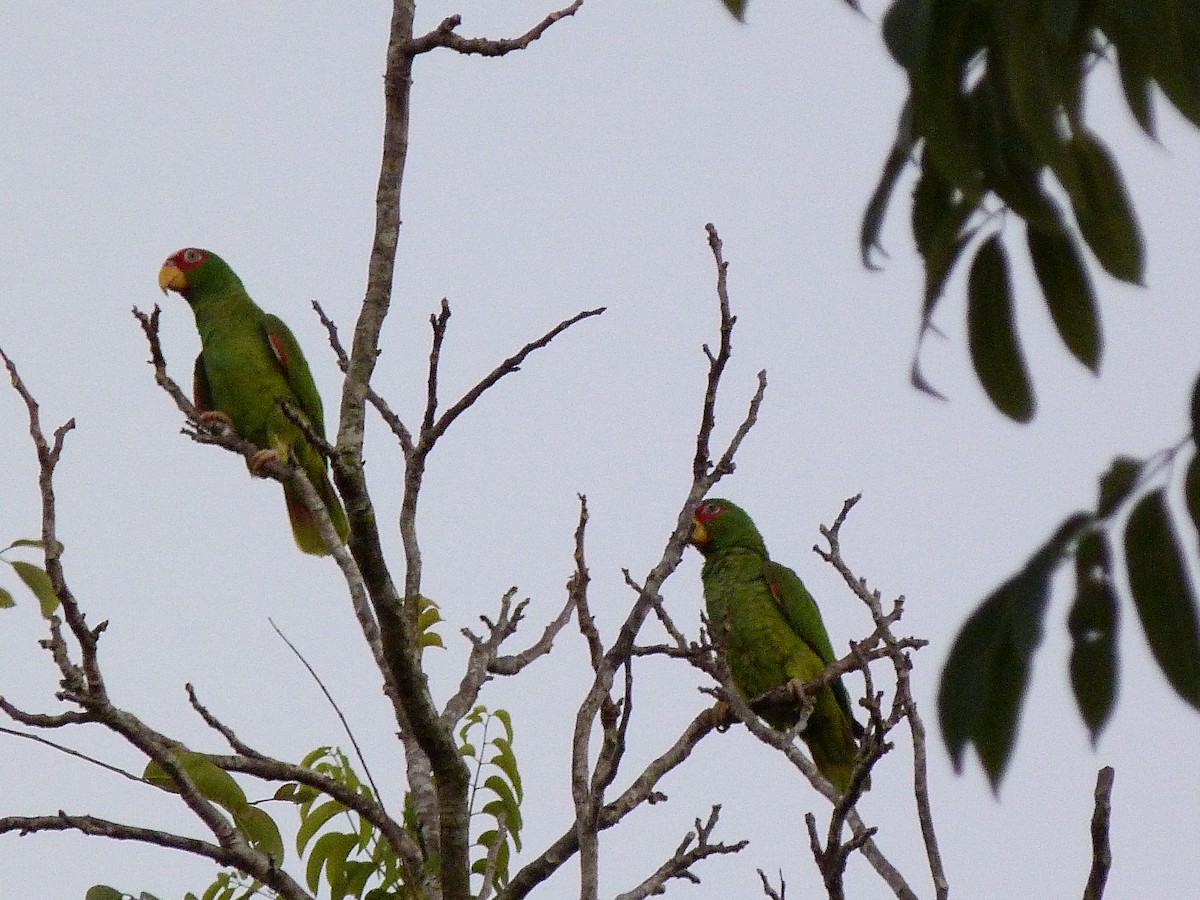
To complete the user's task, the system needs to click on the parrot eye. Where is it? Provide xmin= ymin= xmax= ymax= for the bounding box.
xmin=697 ymin=501 xmax=724 ymax=520
xmin=182 ymin=248 xmax=204 ymax=264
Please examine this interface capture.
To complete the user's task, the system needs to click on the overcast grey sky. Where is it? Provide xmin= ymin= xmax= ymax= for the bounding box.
xmin=3 ymin=1 xmax=1199 ymax=897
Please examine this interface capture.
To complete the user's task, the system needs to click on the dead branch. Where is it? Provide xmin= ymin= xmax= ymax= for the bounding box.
xmin=0 ymin=813 xmax=313 ymax=900
xmin=407 ymin=1 xmax=584 ymax=56
xmin=1083 ymin=767 xmax=1115 ymax=900
xmin=614 ymin=806 xmax=748 ymax=900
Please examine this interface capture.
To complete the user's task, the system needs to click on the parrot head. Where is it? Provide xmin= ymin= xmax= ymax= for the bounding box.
xmin=689 ymin=498 xmax=768 ymax=557
xmin=158 ymin=248 xmax=243 ymax=301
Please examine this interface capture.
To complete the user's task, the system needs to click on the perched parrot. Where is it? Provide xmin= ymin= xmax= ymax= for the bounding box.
xmin=689 ymin=498 xmax=864 ymax=792
xmin=158 ymin=248 xmax=349 ymax=555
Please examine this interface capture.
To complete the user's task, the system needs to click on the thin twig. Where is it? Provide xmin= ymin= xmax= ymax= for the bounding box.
xmin=0 ymin=725 xmax=143 ymax=783
xmin=268 ymin=618 xmax=384 ymax=807
xmin=421 ymin=307 xmax=606 ymax=450
xmin=312 ymin=300 xmax=413 ymax=452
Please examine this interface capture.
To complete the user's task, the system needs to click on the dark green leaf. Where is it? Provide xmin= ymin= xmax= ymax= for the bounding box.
xmin=1148 ymin=0 xmax=1200 ymax=129
xmin=882 ymin=0 xmax=929 ymax=71
xmin=1027 ymin=224 xmax=1101 ymax=371
xmin=939 ymin=513 xmax=1088 ymax=786
xmin=969 ymin=70 xmax=1062 ymax=231
xmin=721 ymin=0 xmax=746 ymax=21
xmin=1068 ymin=531 xmax=1119 ymax=743
xmin=860 ymin=101 xmax=916 ymax=269
xmin=967 ymin=236 xmax=1036 ymax=422
xmin=10 ymin=560 xmax=58 ymax=618
xmin=1185 ymin=454 xmax=1200 ymax=551
xmin=85 ymin=888 xmax=125 ymax=900
xmin=0 ymin=586 xmax=14 ymax=609
xmin=1097 ymin=456 xmax=1142 ymax=517
xmin=1065 ymin=131 xmax=1144 ymax=284
xmin=1190 ymin=368 xmax=1200 ymax=440
xmin=990 ymin=3 xmax=1074 ymax=173
xmin=913 ymin=0 xmax=985 ymax=191
xmin=1123 ymin=490 xmax=1200 ymax=709
xmin=911 ymin=152 xmax=977 ymax=323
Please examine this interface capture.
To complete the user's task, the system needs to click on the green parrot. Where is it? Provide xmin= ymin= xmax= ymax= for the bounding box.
xmin=158 ymin=247 xmax=349 ymax=556
xmin=689 ymin=498 xmax=864 ymax=792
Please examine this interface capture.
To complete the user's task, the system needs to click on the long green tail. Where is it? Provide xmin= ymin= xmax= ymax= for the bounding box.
xmin=283 ymin=469 xmax=349 ymax=555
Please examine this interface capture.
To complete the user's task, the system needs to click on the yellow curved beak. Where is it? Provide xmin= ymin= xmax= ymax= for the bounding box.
xmin=689 ymin=519 xmax=707 ymax=546
xmin=158 ymin=262 xmax=187 ymax=294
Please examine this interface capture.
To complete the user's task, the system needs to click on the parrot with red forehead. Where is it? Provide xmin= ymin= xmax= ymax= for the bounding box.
xmin=158 ymin=248 xmax=349 ymax=555
xmin=689 ymin=498 xmax=863 ymax=792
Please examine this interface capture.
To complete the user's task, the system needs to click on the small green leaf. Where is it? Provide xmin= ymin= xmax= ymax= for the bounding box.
xmin=967 ymin=235 xmax=1036 ymax=422
xmin=1123 ymin=490 xmax=1200 ymax=709
xmin=1066 ymin=131 xmax=1144 ymax=284
xmin=85 ymin=888 xmax=125 ymax=900
xmin=1068 ymin=532 xmax=1119 ymax=743
xmin=233 ymin=805 xmax=284 ymax=864
xmin=296 ymin=798 xmax=346 ymax=855
xmin=860 ymin=100 xmax=916 ymax=269
xmin=1097 ymin=456 xmax=1142 ymax=518
xmin=342 ymin=860 xmax=376 ymax=897
xmin=10 ymin=560 xmax=58 ymax=617
xmin=274 ymin=782 xmax=320 ymax=805
xmin=0 ymin=586 xmax=14 ymax=609
xmin=1027 ymin=224 xmax=1101 ymax=372
xmin=4 ymin=538 xmax=64 ymax=555
xmin=314 ymin=831 xmax=357 ymax=899
xmin=490 ymin=739 xmax=523 ymax=802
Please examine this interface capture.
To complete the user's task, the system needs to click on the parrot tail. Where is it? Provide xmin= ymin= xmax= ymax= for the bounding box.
xmin=284 ymin=469 xmax=350 ymax=556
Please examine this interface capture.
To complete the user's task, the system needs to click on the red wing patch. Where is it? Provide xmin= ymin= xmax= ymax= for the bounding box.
xmin=268 ymin=332 xmax=289 ymax=371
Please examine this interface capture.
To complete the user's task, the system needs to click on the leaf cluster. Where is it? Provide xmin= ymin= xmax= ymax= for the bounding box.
xmin=859 ymin=0 xmax=1200 ymax=420
xmin=458 ymin=706 xmax=524 ymax=892
xmin=940 ymin=376 xmax=1200 ymax=786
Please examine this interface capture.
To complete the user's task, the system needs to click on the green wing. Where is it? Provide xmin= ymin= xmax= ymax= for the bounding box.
xmin=193 ymin=354 xmax=214 ymax=413
xmin=764 ymin=559 xmax=861 ymax=732
xmin=261 ymin=313 xmax=327 ymax=437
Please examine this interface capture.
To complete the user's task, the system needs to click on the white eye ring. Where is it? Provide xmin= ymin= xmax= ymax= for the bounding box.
xmin=699 ymin=501 xmax=723 ymax=517
xmin=183 ymin=248 xmax=203 ymax=264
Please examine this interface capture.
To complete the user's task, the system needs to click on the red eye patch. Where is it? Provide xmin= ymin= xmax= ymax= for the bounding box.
xmin=168 ymin=248 xmax=207 ymax=270
xmin=695 ymin=501 xmax=724 ymax=522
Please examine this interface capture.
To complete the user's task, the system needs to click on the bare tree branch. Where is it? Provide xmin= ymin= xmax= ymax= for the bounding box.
xmin=816 ymin=494 xmax=949 ymax=899
xmin=1083 ymin=767 xmax=1115 ymax=900
xmin=614 ymin=806 xmax=748 ymax=900
xmin=421 ymin=306 xmax=606 ymax=450
xmin=0 ymin=813 xmax=313 ymax=900
xmin=758 ymin=868 xmax=786 ymax=900
xmin=407 ymin=1 xmax=584 ymax=56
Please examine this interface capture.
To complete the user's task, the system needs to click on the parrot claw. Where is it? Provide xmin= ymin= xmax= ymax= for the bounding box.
xmin=250 ymin=448 xmax=280 ymax=474
xmin=198 ymin=410 xmax=234 ymax=430
xmin=709 ymin=699 xmax=734 ymax=732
